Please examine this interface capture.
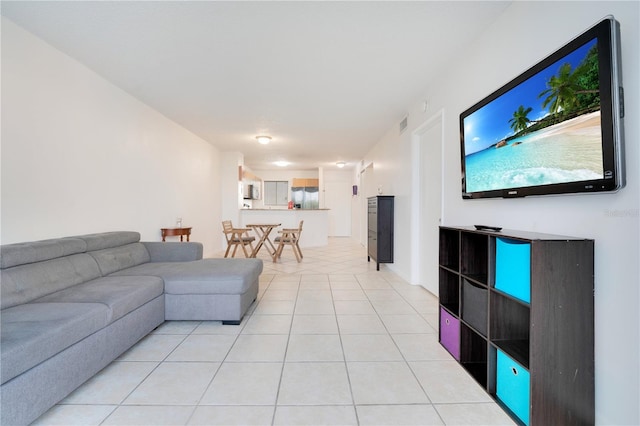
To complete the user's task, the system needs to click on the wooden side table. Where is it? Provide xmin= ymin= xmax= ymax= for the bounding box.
xmin=161 ymin=227 xmax=192 ymax=242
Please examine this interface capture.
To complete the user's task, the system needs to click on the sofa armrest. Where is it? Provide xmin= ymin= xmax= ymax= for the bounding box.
xmin=142 ymin=242 xmax=203 ymax=262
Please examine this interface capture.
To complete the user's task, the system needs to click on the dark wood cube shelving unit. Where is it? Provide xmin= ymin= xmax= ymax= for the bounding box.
xmin=367 ymin=196 xmax=394 ymax=270
xmin=438 ymin=226 xmax=594 ymax=425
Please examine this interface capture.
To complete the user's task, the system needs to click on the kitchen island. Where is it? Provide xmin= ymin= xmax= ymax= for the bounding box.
xmin=239 ymin=209 xmax=329 ymax=248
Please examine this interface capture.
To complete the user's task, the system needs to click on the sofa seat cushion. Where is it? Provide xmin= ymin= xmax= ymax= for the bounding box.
xmin=112 ymin=259 xmax=263 ymax=295
xmin=0 ymin=302 xmax=109 ymax=384
xmin=33 ymin=276 xmax=164 ymax=323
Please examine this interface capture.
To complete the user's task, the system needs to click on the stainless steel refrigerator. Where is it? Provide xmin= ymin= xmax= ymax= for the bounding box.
xmin=291 ymin=186 xmax=319 ymax=209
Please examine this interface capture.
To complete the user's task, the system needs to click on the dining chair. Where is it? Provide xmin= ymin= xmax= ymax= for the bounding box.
xmin=274 ymin=220 xmax=304 ymax=262
xmin=222 ymin=220 xmax=255 ymax=258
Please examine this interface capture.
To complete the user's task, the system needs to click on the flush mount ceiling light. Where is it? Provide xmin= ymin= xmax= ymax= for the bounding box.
xmin=336 ymin=161 xmax=346 ymax=168
xmin=256 ymin=135 xmax=271 ymax=145
xmin=274 ymin=160 xmax=289 ymax=167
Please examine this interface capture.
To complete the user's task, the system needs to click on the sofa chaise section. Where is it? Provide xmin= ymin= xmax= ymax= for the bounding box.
xmin=84 ymin=235 xmax=262 ymax=323
xmin=110 ymin=258 xmax=262 ymax=323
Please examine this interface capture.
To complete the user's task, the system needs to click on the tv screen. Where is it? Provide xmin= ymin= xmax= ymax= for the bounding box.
xmin=460 ymin=16 xmax=625 ymax=199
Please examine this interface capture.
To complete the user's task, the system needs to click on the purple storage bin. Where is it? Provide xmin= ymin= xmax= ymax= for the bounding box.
xmin=440 ymin=307 xmax=460 ymax=360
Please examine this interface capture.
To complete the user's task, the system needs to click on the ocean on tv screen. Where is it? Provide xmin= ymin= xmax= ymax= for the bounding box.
xmin=464 ymin=110 xmax=604 ymax=193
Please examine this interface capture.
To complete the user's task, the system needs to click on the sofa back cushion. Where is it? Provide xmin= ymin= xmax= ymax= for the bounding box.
xmin=0 ymin=231 xmax=150 ymax=308
xmin=89 ymin=243 xmax=151 ymax=276
xmin=1 ymin=254 xmax=101 ymax=309
xmin=0 ymin=237 xmax=86 ymax=269
xmin=77 ymin=231 xmax=141 ymax=251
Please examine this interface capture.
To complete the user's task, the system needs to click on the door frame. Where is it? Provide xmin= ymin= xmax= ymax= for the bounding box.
xmin=359 ymin=162 xmax=374 ymax=247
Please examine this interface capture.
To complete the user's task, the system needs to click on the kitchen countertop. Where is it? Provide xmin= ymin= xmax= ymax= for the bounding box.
xmin=239 ymin=209 xmax=329 ymax=247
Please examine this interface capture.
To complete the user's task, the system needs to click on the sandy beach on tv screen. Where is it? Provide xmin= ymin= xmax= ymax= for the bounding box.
xmin=537 ymin=110 xmax=601 ymax=139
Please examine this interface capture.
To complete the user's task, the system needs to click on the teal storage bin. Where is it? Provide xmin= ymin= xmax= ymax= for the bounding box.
xmin=497 ymin=349 xmax=530 ymax=425
xmin=495 ymin=238 xmax=531 ymax=303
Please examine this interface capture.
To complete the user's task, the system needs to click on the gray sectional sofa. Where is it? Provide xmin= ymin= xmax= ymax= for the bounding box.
xmin=0 ymin=231 xmax=262 ymax=425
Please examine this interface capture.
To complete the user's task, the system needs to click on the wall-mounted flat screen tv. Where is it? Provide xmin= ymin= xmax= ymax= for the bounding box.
xmin=460 ymin=16 xmax=625 ymax=199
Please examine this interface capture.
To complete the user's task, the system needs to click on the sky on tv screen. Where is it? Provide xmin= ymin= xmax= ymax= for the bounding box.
xmin=463 ymin=38 xmax=598 ymax=156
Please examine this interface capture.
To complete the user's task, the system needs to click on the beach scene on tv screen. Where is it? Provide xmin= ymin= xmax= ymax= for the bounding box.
xmin=463 ymin=38 xmax=603 ymax=193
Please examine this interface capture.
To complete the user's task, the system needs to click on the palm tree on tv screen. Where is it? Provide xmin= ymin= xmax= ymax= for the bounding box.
xmin=539 ymin=45 xmax=600 ymax=116
xmin=539 ymin=62 xmax=583 ymax=114
xmin=508 ymin=105 xmax=533 ymax=133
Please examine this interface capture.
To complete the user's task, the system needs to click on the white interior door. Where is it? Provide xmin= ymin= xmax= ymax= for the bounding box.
xmin=415 ymin=113 xmax=443 ymax=294
xmin=325 ymin=180 xmax=351 ymax=236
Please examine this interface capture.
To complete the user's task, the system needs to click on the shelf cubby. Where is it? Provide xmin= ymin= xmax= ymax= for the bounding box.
xmin=490 ymin=291 xmax=530 ymax=368
xmin=460 ymin=323 xmax=488 ymax=388
xmin=439 ymin=267 xmax=459 ymax=315
xmin=460 ymin=232 xmax=488 ymax=284
xmin=439 ymin=228 xmax=459 ymax=271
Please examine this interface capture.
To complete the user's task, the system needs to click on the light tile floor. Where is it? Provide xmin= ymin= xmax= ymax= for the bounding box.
xmin=33 ymin=237 xmax=515 ymax=426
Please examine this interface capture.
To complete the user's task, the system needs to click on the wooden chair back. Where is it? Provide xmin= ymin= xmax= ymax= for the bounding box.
xmin=274 ymin=220 xmax=304 ymax=262
xmin=221 ymin=220 xmax=255 ymax=258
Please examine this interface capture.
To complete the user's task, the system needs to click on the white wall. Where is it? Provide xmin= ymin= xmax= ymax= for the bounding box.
xmin=362 ymin=2 xmax=639 ymax=424
xmin=220 ymin=151 xmax=244 ymax=231
xmin=1 ymin=18 xmax=223 ymax=256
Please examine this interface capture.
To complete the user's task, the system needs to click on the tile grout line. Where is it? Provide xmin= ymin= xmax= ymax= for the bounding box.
xmin=270 ymin=273 xmax=301 ymax=426
xmin=330 ymin=273 xmax=361 ymax=425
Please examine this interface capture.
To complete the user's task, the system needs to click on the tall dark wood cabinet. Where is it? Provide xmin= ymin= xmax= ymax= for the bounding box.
xmin=438 ymin=226 xmax=594 ymax=426
xmin=367 ymin=196 xmax=394 ymax=270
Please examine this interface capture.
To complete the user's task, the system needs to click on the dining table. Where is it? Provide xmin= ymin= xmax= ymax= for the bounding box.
xmin=246 ymin=223 xmax=281 ymax=261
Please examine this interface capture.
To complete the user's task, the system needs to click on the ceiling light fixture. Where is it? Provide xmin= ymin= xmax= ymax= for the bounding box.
xmin=256 ymin=135 xmax=271 ymax=145
xmin=336 ymin=161 xmax=346 ymax=168
xmin=274 ymin=161 xmax=289 ymax=167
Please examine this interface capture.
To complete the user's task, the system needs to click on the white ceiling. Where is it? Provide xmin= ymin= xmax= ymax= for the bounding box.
xmin=2 ymin=1 xmax=511 ymax=171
